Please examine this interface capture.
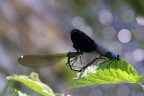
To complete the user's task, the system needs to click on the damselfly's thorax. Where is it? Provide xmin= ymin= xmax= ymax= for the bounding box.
xmin=105 ymin=51 xmax=120 ymax=60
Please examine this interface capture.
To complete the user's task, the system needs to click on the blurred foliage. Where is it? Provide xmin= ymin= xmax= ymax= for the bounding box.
xmin=7 ymin=72 xmax=64 ymax=96
xmin=125 ymin=0 xmax=144 ymax=16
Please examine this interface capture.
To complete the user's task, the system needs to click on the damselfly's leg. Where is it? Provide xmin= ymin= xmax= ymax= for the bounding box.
xmin=98 ymin=59 xmax=113 ymax=69
xmin=67 ymin=56 xmax=78 ymax=70
xmin=107 ymin=59 xmax=114 ymax=68
xmin=69 ymin=57 xmax=79 ymax=71
xmin=115 ymin=60 xmax=118 ymax=68
xmin=115 ymin=60 xmax=117 ymax=68
xmin=79 ymin=55 xmax=83 ymax=63
xmin=79 ymin=56 xmax=102 ymax=71
xmin=72 ymin=57 xmax=79 ymax=67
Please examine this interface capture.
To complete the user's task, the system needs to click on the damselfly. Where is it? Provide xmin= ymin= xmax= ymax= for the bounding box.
xmin=69 ymin=29 xmax=120 ymax=71
xmin=18 ymin=29 xmax=120 ymax=72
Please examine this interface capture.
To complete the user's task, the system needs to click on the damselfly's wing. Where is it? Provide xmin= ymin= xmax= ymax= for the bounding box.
xmin=18 ymin=53 xmax=67 ymax=67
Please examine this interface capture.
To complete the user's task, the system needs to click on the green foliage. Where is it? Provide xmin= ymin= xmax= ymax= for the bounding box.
xmin=7 ymin=72 xmax=64 ymax=96
xmin=98 ymin=60 xmax=137 ymax=75
xmin=0 ymin=80 xmax=14 ymax=96
xmin=70 ymin=60 xmax=144 ymax=89
xmin=125 ymin=0 xmax=144 ymax=16
xmin=6 ymin=60 xmax=144 ymax=95
xmin=12 ymin=89 xmax=30 ymax=96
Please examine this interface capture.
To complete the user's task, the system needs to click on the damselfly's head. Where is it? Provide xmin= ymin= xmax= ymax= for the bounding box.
xmin=105 ymin=52 xmax=120 ymax=60
xmin=116 ymin=54 xmax=120 ymax=60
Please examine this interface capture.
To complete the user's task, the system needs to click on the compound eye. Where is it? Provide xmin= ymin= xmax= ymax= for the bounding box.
xmin=117 ymin=54 xmax=120 ymax=59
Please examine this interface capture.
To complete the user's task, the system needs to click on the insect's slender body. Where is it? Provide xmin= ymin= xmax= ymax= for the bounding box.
xmin=71 ymin=29 xmax=120 ymax=60
xmin=18 ymin=29 xmax=120 ymax=72
xmin=69 ymin=29 xmax=120 ymax=71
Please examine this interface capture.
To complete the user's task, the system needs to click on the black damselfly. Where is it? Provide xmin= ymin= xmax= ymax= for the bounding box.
xmin=18 ymin=29 xmax=120 ymax=72
xmin=68 ymin=29 xmax=120 ymax=71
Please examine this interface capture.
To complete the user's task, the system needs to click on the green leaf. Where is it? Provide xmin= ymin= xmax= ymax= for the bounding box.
xmin=12 ymin=89 xmax=30 ymax=96
xmin=97 ymin=60 xmax=138 ymax=76
xmin=7 ymin=72 xmax=64 ymax=96
xmin=70 ymin=60 xmax=144 ymax=89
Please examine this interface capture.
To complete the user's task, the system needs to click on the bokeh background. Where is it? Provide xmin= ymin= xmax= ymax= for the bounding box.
xmin=1 ymin=0 xmax=144 ymax=96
